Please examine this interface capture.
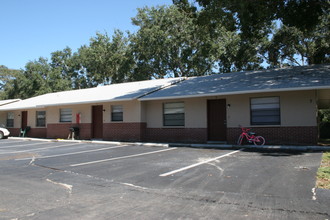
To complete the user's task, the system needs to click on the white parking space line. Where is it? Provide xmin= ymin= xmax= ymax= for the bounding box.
xmin=159 ymin=149 xmax=242 ymax=177
xmin=0 ymin=141 xmax=50 ymax=149
xmin=70 ymin=147 xmax=178 ymax=167
xmin=16 ymin=145 xmax=130 ymax=160
xmin=0 ymin=142 xmax=82 ymax=155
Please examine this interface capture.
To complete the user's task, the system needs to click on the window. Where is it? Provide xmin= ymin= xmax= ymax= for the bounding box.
xmin=111 ymin=105 xmax=123 ymax=122
xmin=36 ymin=111 xmax=46 ymax=127
xmin=6 ymin=112 xmax=14 ymax=127
xmin=163 ymin=102 xmax=185 ymax=126
xmin=60 ymin=108 xmax=72 ymax=122
xmin=251 ymin=97 xmax=280 ymax=125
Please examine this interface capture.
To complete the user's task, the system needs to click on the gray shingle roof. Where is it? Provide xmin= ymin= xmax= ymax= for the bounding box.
xmin=139 ymin=64 xmax=330 ymax=100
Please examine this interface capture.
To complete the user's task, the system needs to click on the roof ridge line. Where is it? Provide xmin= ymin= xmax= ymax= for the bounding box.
xmin=136 ymin=77 xmax=187 ymax=100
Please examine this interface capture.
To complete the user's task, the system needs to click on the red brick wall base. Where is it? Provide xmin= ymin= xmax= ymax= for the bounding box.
xmin=8 ymin=128 xmax=20 ymax=137
xmin=103 ymin=123 xmax=146 ymax=142
xmin=47 ymin=123 xmax=91 ymax=140
xmin=145 ymin=128 xmax=207 ymax=143
xmin=227 ymin=126 xmax=318 ymax=145
xmin=8 ymin=124 xmax=318 ymax=146
xmin=7 ymin=128 xmax=46 ymax=138
xmin=28 ymin=128 xmax=47 ymax=138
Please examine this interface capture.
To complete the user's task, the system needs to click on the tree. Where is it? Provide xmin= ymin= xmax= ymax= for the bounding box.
xmin=4 ymin=55 xmax=74 ymax=99
xmin=77 ymin=30 xmax=133 ymax=85
xmin=0 ymin=65 xmax=21 ymax=99
xmin=174 ymin=0 xmax=330 ymax=68
xmin=130 ymin=5 xmax=231 ymax=78
xmin=50 ymin=47 xmax=92 ymax=90
xmin=262 ymin=2 xmax=330 ymax=67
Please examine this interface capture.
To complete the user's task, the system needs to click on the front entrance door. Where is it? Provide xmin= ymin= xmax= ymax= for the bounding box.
xmin=92 ymin=105 xmax=103 ymax=139
xmin=21 ymin=111 xmax=28 ymax=129
xmin=207 ymin=99 xmax=227 ymax=141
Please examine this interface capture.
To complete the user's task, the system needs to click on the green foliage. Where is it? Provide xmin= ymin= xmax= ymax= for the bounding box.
xmin=320 ymin=109 xmax=330 ymax=122
xmin=0 ymin=65 xmax=21 ymax=99
xmin=131 ymin=5 xmax=241 ymax=77
xmin=317 ymin=151 xmax=330 ymax=189
xmin=176 ymin=0 xmax=330 ymax=67
xmin=131 ymin=5 xmax=208 ymax=78
xmin=1 ymin=1 xmax=329 ymax=100
xmin=319 ymin=109 xmax=330 ymax=139
xmin=77 ymin=30 xmax=133 ymax=85
xmin=3 ymin=49 xmax=77 ymax=99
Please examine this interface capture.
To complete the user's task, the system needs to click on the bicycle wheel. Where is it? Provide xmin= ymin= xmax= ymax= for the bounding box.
xmin=237 ymin=135 xmax=244 ymax=145
xmin=254 ymin=136 xmax=265 ymax=146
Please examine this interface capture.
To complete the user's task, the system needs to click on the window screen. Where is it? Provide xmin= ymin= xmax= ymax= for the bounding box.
xmin=36 ymin=111 xmax=46 ymax=127
xmin=60 ymin=108 xmax=72 ymax=122
xmin=163 ymin=102 xmax=185 ymax=126
xmin=111 ymin=105 xmax=123 ymax=122
xmin=251 ymin=97 xmax=280 ymax=125
xmin=6 ymin=112 xmax=14 ymax=127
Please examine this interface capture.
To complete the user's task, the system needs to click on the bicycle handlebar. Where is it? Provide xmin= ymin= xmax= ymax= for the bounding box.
xmin=240 ymin=126 xmax=250 ymax=132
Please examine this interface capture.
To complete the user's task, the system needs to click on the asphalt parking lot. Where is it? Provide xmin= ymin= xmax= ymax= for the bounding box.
xmin=0 ymin=138 xmax=329 ymax=219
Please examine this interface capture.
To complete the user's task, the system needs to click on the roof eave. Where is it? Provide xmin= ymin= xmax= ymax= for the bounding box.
xmin=36 ymin=98 xmax=136 ymax=108
xmin=0 ymin=106 xmax=38 ymax=111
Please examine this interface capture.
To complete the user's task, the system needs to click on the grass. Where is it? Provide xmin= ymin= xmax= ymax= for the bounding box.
xmin=316 ymin=151 xmax=330 ymax=189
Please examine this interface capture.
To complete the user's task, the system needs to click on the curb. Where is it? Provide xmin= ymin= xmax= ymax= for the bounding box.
xmin=7 ymin=137 xmax=330 ymax=151
xmin=169 ymin=143 xmax=330 ymax=151
xmin=8 ymin=137 xmax=170 ymax=148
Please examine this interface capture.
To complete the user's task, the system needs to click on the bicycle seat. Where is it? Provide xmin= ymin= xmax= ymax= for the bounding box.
xmin=248 ymin=132 xmax=256 ymax=135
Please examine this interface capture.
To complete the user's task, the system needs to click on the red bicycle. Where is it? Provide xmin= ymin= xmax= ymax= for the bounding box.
xmin=237 ymin=126 xmax=265 ymax=146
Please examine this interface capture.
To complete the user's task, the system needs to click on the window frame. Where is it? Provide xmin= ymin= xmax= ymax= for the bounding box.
xmin=111 ymin=105 xmax=123 ymax=122
xmin=250 ymin=96 xmax=281 ymax=126
xmin=60 ymin=108 xmax=72 ymax=123
xmin=6 ymin=112 xmax=14 ymax=128
xmin=163 ymin=102 xmax=185 ymax=127
xmin=36 ymin=111 xmax=46 ymax=127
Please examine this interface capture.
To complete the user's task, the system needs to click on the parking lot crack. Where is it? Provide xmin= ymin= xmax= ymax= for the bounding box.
xmin=33 ymin=163 xmax=66 ymax=172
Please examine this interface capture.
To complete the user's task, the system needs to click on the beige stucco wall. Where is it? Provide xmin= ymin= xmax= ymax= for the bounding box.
xmin=144 ymin=90 xmax=318 ymax=128
xmin=318 ymin=89 xmax=330 ymax=109
xmin=104 ymin=100 xmax=142 ymax=123
xmin=44 ymin=100 xmax=143 ymax=125
xmin=0 ymin=89 xmax=319 ymax=130
xmin=227 ymin=90 xmax=317 ymax=127
xmin=145 ymin=98 xmax=207 ymax=128
xmin=281 ymin=90 xmax=317 ymax=126
xmin=0 ymin=112 xmax=6 ymax=125
xmin=318 ymin=89 xmax=330 ymax=99
xmin=46 ymin=104 xmax=92 ymax=124
xmin=27 ymin=108 xmax=47 ymax=128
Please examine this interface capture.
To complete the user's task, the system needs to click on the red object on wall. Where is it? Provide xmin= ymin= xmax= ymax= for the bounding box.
xmin=76 ymin=113 xmax=81 ymax=124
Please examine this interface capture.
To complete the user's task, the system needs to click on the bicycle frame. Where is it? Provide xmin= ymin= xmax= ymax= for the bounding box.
xmin=240 ymin=127 xmax=256 ymax=142
xmin=237 ymin=126 xmax=265 ymax=145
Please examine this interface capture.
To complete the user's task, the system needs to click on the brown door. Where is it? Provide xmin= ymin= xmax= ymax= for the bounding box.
xmin=207 ymin=99 xmax=227 ymax=141
xmin=92 ymin=105 xmax=103 ymax=139
xmin=21 ymin=111 xmax=28 ymax=129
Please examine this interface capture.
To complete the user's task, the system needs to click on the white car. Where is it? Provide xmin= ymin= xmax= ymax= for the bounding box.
xmin=0 ymin=126 xmax=10 ymax=139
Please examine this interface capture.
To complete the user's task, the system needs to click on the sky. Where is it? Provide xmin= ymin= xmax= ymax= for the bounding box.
xmin=0 ymin=0 xmax=173 ymax=70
